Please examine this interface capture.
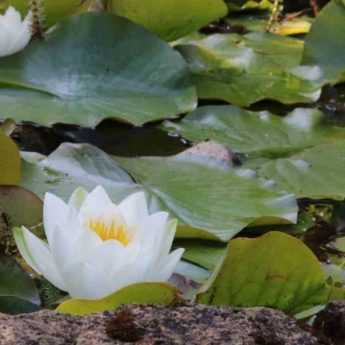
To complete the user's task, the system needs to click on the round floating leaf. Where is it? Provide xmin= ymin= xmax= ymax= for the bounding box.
xmin=109 ymin=0 xmax=228 ymax=41
xmin=117 ymin=153 xmax=298 ymax=241
xmin=164 ymin=106 xmax=345 ymax=157
xmin=21 ymin=143 xmax=140 ymax=202
xmin=197 ymin=231 xmax=329 ymax=314
xmin=0 ymin=130 xmax=20 ymax=185
xmin=0 ymin=13 xmax=196 ymax=127
xmin=0 ymin=256 xmax=40 ymax=314
xmin=176 ymin=32 xmax=322 ymax=106
xmin=258 ymin=142 xmax=345 ymax=200
xmin=303 ymin=0 xmax=345 ymax=84
xmin=0 ymin=186 xmax=42 ymax=228
xmin=57 ymin=282 xmax=179 ymax=316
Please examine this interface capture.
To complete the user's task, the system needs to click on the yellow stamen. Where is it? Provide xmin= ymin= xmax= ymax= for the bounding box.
xmin=88 ymin=219 xmax=131 ymax=245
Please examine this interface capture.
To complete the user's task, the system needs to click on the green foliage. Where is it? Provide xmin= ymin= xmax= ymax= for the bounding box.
xmin=163 ymin=106 xmax=345 ymax=157
xmin=258 ymin=143 xmax=345 ymax=200
xmin=117 ymin=152 xmax=297 ymax=241
xmin=303 ymin=0 xmax=345 ymax=83
xmin=0 ymin=256 xmax=40 ymax=314
xmin=0 ymin=13 xmax=196 ymax=127
xmin=176 ymin=32 xmax=322 ymax=106
xmin=197 ymin=231 xmax=330 ymax=314
xmin=57 ymin=283 xmax=179 ymax=315
xmin=109 ymin=0 xmax=228 ymax=41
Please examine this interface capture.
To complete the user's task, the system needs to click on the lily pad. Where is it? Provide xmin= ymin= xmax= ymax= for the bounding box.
xmin=21 ymin=143 xmax=140 ymax=202
xmin=164 ymin=106 xmax=345 ymax=157
xmin=303 ymin=0 xmax=345 ymax=84
xmin=176 ymin=32 xmax=322 ymax=106
xmin=117 ymin=153 xmax=298 ymax=241
xmin=0 ymin=256 xmax=40 ymax=314
xmin=109 ymin=0 xmax=228 ymax=41
xmin=258 ymin=142 xmax=345 ymax=200
xmin=0 ymin=130 xmax=21 ymax=185
xmin=57 ymin=282 xmax=179 ymax=316
xmin=197 ymin=231 xmax=329 ymax=314
xmin=0 ymin=13 xmax=196 ymax=127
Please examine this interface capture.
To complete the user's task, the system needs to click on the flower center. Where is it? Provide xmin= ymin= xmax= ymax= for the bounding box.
xmin=87 ymin=219 xmax=131 ymax=245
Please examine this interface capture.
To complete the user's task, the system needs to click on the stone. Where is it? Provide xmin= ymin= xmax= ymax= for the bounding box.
xmin=314 ymin=300 xmax=345 ymax=345
xmin=0 ymin=304 xmax=319 ymax=345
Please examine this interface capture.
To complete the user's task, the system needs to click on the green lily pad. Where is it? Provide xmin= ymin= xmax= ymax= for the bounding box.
xmin=197 ymin=231 xmax=329 ymax=314
xmin=109 ymin=0 xmax=228 ymax=41
xmin=21 ymin=143 xmax=141 ymax=202
xmin=181 ymin=240 xmax=227 ymax=271
xmin=258 ymin=142 xmax=345 ymax=200
xmin=0 ymin=256 xmax=40 ymax=314
xmin=117 ymin=153 xmax=298 ymax=241
xmin=163 ymin=106 xmax=345 ymax=157
xmin=303 ymin=0 xmax=345 ymax=84
xmin=176 ymin=32 xmax=322 ymax=107
xmin=0 ymin=130 xmax=21 ymax=185
xmin=0 ymin=13 xmax=196 ymax=127
xmin=57 ymin=282 xmax=179 ymax=316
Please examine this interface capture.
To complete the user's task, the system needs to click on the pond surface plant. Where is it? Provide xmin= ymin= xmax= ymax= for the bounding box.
xmin=0 ymin=0 xmax=344 ymax=334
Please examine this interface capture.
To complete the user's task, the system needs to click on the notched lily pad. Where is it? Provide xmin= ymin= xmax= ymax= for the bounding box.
xmin=176 ymin=32 xmax=322 ymax=106
xmin=164 ymin=106 xmax=345 ymax=157
xmin=117 ymin=153 xmax=298 ymax=241
xmin=0 ymin=13 xmax=196 ymax=127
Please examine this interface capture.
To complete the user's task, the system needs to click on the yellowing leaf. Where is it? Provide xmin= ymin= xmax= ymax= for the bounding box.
xmin=0 ymin=130 xmax=20 ymax=185
xmin=57 ymin=283 xmax=180 ymax=316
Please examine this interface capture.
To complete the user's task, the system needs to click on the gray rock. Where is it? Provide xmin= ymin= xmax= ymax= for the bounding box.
xmin=0 ymin=304 xmax=319 ymax=345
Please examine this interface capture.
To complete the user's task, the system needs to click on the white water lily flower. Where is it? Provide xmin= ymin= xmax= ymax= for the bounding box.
xmin=0 ymin=6 xmax=32 ymax=58
xmin=14 ymin=186 xmax=184 ymax=300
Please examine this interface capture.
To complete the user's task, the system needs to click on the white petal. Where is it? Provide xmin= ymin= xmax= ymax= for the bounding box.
xmin=153 ymin=248 xmax=185 ymax=281
xmin=0 ymin=7 xmax=31 ymax=57
xmin=49 ymin=221 xmax=102 ymax=271
xmin=78 ymin=186 xmax=112 ymax=221
xmin=118 ymin=192 xmax=149 ymax=228
xmin=14 ymin=227 xmax=66 ymax=291
xmin=135 ymin=212 xmax=170 ymax=259
xmin=158 ymin=219 xmax=178 ymax=258
xmin=43 ymin=192 xmax=69 ymax=244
